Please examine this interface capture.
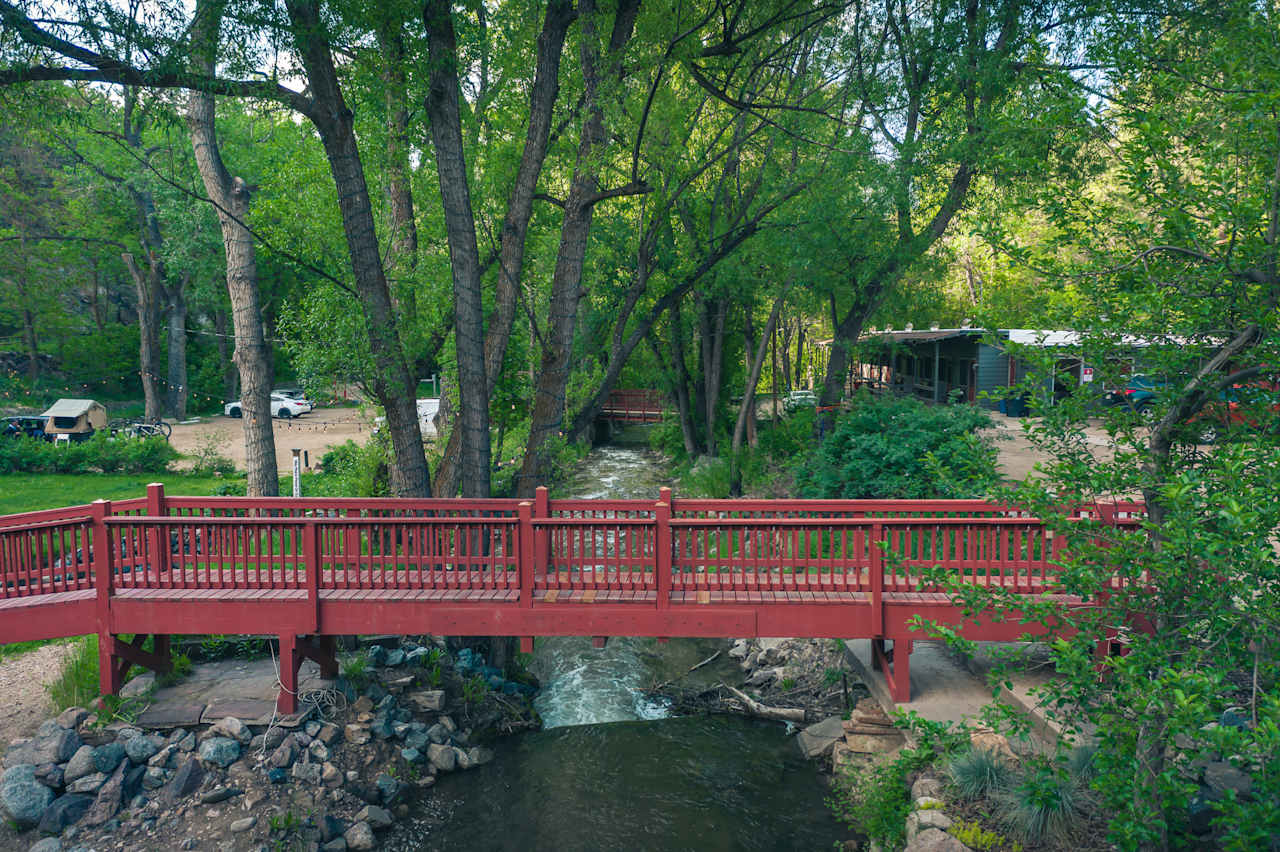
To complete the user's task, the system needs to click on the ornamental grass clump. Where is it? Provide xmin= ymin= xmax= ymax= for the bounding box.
xmin=945 ymin=746 xmax=1014 ymax=800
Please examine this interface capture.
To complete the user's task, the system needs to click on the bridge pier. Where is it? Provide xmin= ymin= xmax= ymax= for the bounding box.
xmin=98 ymin=633 xmax=173 ymax=699
xmin=277 ymin=634 xmax=339 ymax=714
xmin=871 ymin=638 xmax=913 ymax=702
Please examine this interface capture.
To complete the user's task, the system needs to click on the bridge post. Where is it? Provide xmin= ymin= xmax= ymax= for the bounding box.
xmin=146 ymin=483 xmax=169 ymax=585
xmin=303 ymin=520 xmax=321 ymax=633
xmin=871 ymin=522 xmax=883 ymax=636
xmin=533 ymin=487 xmax=549 ymax=593
xmin=655 ymin=498 xmax=672 ymax=614
xmin=518 ymin=501 xmax=535 ymax=655
xmin=92 ymin=499 xmax=119 ymax=697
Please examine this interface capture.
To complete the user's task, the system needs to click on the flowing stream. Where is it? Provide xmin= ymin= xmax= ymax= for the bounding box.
xmin=401 ymin=446 xmax=843 ymax=851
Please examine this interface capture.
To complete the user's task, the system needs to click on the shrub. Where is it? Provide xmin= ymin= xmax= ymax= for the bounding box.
xmin=946 ymin=746 xmax=1014 ymax=800
xmin=0 ymin=432 xmax=177 ymax=475
xmin=793 ymin=395 xmax=999 ymax=499
xmin=309 ymin=437 xmax=392 ymax=497
xmin=948 ymin=819 xmax=1021 ymax=852
xmin=46 ymin=635 xmax=100 ymax=713
xmin=995 ymin=758 xmax=1087 ymax=846
xmin=185 ymin=431 xmax=237 ymax=477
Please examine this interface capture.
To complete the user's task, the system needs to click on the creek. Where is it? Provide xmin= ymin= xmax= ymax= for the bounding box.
xmin=405 ymin=446 xmax=844 ymax=851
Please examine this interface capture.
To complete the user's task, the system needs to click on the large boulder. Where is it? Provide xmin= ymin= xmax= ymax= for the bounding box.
xmin=903 ymin=827 xmax=971 ymax=852
xmin=345 ymin=821 xmax=376 ymax=850
xmin=3 ymin=726 xmax=80 ymax=768
xmin=80 ymin=764 xmax=127 ymax=827
xmin=37 ymin=793 xmax=93 ymax=835
xmin=427 ymin=743 xmax=456 ymax=773
xmin=796 ymin=716 xmax=845 ymax=760
xmin=124 ymin=734 xmax=162 ymax=765
xmin=906 ymin=809 xmax=954 ymax=843
xmin=0 ymin=765 xmax=54 ymax=828
xmin=208 ymin=717 xmax=252 ymax=745
xmin=63 ymin=746 xmax=96 ymax=784
xmin=91 ymin=743 xmax=127 ymax=774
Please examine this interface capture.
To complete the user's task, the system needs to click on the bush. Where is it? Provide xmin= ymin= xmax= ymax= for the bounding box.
xmin=995 ymin=757 xmax=1088 ymax=846
xmin=794 ymin=395 xmax=999 ymax=499
xmin=946 ymin=746 xmax=1014 ymax=800
xmin=0 ymin=432 xmax=178 ymax=475
xmin=308 ymin=437 xmax=393 ymax=497
xmin=185 ymin=431 xmax=237 ymax=477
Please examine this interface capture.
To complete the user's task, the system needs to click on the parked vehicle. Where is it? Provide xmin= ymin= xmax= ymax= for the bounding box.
xmin=783 ymin=390 xmax=818 ymax=412
xmin=40 ymin=398 xmax=107 ymax=442
xmin=107 ymin=417 xmax=173 ymax=440
xmin=374 ymin=398 xmax=442 ymax=438
xmin=224 ymin=392 xmax=315 ymax=420
xmin=1103 ymin=375 xmax=1166 ymax=419
xmin=1189 ymin=380 xmax=1280 ymax=443
xmin=2 ymin=416 xmax=48 ymax=441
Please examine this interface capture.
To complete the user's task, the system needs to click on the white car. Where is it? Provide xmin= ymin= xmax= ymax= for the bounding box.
xmin=373 ymin=399 xmax=441 ymax=437
xmin=224 ymin=392 xmax=315 ymax=420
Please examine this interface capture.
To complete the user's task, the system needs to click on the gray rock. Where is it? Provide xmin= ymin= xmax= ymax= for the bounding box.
xmin=391 ymin=722 xmax=409 ymax=739
xmin=309 ymin=741 xmax=330 ymax=762
xmin=292 ymin=762 xmax=323 ymax=785
xmin=903 ymin=827 xmax=970 ymax=852
xmin=0 ymin=764 xmax=55 ymax=828
xmin=744 ymin=666 xmax=783 ymax=688
xmin=796 ymin=716 xmax=845 ymax=760
xmin=5 ymin=727 xmax=81 ymax=768
xmin=198 ymin=786 xmax=242 ymax=804
xmin=148 ymin=745 xmax=177 ymax=769
xmin=269 ymin=738 xmax=298 ymax=769
xmin=356 ymin=804 xmax=393 ymax=830
xmin=322 ymin=762 xmax=343 ymax=788
xmin=728 ymin=639 xmax=750 ymax=659
xmin=66 ymin=773 xmax=106 ymax=794
xmin=468 ymin=747 xmax=494 ymax=766
xmin=208 ymin=717 xmax=252 ymax=745
xmin=124 ymin=734 xmax=162 ymax=765
xmin=427 ymin=743 xmax=456 ymax=773
xmin=33 ymin=763 xmax=63 ymax=790
xmin=370 ymin=714 xmax=395 ymax=740
xmin=305 ymin=721 xmax=322 ymax=737
xmin=141 ymin=767 xmax=166 ymax=790
xmin=906 ymin=810 xmax=954 ymax=842
xmin=230 ymin=816 xmax=256 ymax=833
xmin=55 ymin=707 xmax=90 ymax=731
xmin=197 ymin=737 xmax=241 ymax=768
xmin=119 ymin=672 xmax=154 ymax=698
xmin=426 ymin=724 xmax=449 ymax=745
xmin=321 ymin=839 xmax=348 ymax=852
xmin=454 ymin=747 xmax=474 ymax=771
xmin=164 ymin=759 xmax=204 ymax=801
xmin=345 ymin=725 xmax=371 ymax=746
xmin=911 ymin=777 xmax=945 ymax=803
xmin=384 ymin=649 xmax=406 ymax=666
xmin=317 ymin=724 xmax=341 ymax=746
xmin=1204 ymin=761 xmax=1253 ymax=799
xmin=177 ymin=733 xmax=197 ymax=752
xmin=262 ymin=726 xmax=288 ymax=750
xmin=80 ymin=764 xmax=126 ymax=827
xmin=63 ymin=746 xmax=96 ymax=784
xmin=27 ymin=838 xmax=62 ymax=852
xmin=405 ymin=731 xmax=429 ymax=751
xmin=366 ymin=645 xmax=387 ymax=666
xmin=166 ymin=728 xmax=189 ymax=747
xmin=112 ymin=726 xmax=142 ymax=743
xmin=91 ymin=743 xmax=126 ymax=774
xmin=438 ymin=716 xmax=456 ymax=733
xmin=401 ymin=748 xmax=422 ymax=764
xmin=36 ymin=793 xmax=93 ymax=835
xmin=344 ymin=821 xmax=375 ymax=850
xmin=375 ymin=773 xmax=399 ymax=804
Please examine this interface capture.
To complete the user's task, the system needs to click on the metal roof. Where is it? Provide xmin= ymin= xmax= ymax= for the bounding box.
xmin=40 ymin=399 xmax=102 ymax=418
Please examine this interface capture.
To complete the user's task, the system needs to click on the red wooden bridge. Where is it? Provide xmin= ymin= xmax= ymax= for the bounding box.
xmin=600 ymin=388 xmax=665 ymax=424
xmin=0 ymin=486 xmax=1140 ymax=712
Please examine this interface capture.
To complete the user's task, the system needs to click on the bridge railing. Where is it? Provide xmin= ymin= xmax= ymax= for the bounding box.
xmin=0 ymin=485 xmax=1147 ymax=606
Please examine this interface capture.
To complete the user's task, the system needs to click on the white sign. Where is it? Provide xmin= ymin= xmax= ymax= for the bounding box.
xmin=1081 ymin=367 xmax=1094 ymax=383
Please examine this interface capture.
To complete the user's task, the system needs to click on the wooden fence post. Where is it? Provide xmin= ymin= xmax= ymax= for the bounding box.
xmin=146 ymin=482 xmax=169 ymax=584
xmin=655 ymin=498 xmax=672 ymax=612
xmin=518 ymin=501 xmax=534 ymax=608
xmin=871 ymin=521 xmax=883 ymax=636
xmin=92 ymin=499 xmax=120 ymax=697
xmin=303 ymin=520 xmax=321 ymax=633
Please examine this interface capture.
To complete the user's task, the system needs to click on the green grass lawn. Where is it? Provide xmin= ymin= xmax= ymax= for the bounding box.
xmin=0 ymin=473 xmax=240 ymax=516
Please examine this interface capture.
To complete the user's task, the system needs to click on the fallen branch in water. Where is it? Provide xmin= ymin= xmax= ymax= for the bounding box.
xmin=650 ymin=650 xmax=723 ymax=692
xmin=724 ymin=685 xmax=807 ymax=723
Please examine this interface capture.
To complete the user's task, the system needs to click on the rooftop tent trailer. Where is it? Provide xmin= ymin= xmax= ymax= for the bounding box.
xmin=40 ymin=398 xmax=108 ymax=441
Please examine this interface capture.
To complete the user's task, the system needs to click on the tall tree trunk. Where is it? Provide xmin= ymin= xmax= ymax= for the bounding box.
xmin=21 ymin=306 xmax=38 ymax=384
xmin=166 ymin=274 xmax=188 ymax=419
xmin=698 ymin=296 xmax=727 ymax=456
xmin=795 ymin=322 xmax=806 ymax=389
xmin=375 ymin=13 xmax=418 ymax=322
xmin=514 ymin=0 xmax=640 ymax=497
xmin=189 ymin=0 xmax=278 ymax=496
xmin=422 ymin=0 xmax=491 ymax=497
xmin=669 ymin=303 xmax=700 ymax=457
xmin=427 ymin=0 xmax=574 ymax=497
xmin=123 ymin=252 xmax=164 ymax=421
xmin=743 ymin=310 xmax=757 ymax=448
xmin=730 ymin=296 xmax=783 ymax=494
xmin=780 ymin=318 xmax=793 ymax=392
xmin=286 ymin=0 xmax=431 ymax=497
xmin=213 ymin=308 xmax=237 ymax=401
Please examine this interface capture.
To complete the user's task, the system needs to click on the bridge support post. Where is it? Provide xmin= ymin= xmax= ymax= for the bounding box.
xmin=872 ymin=638 xmax=912 ymax=703
xmin=277 ymin=634 xmax=339 ymax=714
xmin=98 ymin=634 xmax=173 ymax=700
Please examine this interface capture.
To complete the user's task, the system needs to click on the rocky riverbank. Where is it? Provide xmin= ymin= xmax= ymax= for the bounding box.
xmin=0 ymin=636 xmax=538 ymax=852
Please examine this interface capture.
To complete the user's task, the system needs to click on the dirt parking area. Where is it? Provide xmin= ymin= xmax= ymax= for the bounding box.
xmin=989 ymin=410 xmax=1116 ymax=481
xmin=168 ymin=405 xmax=374 ymax=475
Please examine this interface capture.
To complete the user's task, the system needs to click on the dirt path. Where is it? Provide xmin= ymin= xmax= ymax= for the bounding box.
xmin=989 ymin=411 xmax=1115 ymax=482
xmin=0 ymin=643 xmax=77 ymax=749
xmin=167 ymin=405 xmax=373 ymax=476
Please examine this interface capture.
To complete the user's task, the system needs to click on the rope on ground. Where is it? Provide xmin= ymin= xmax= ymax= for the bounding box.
xmin=256 ymin=641 xmax=348 ymax=760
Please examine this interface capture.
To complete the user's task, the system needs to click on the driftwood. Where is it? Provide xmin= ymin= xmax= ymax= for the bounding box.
xmin=854 ymin=714 xmax=895 ymax=728
xmin=650 ymin=650 xmax=722 ymax=692
xmin=724 ymin=685 xmax=807 ymax=723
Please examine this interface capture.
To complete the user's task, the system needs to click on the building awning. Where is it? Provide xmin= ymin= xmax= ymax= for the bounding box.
xmin=40 ymin=399 xmax=101 ymax=418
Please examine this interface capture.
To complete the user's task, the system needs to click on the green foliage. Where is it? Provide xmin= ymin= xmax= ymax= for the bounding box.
xmin=157 ymin=652 xmax=192 ymax=687
xmin=945 ymin=747 xmax=1014 ymax=801
xmin=307 ymin=437 xmax=393 ymax=497
xmin=198 ymin=635 xmax=268 ymax=661
xmin=184 ymin=431 xmax=237 ymax=477
xmin=794 ymin=395 xmax=999 ymax=499
xmin=340 ymin=654 xmax=370 ymax=691
xmin=46 ymin=635 xmax=100 ymax=713
xmin=948 ymin=819 xmax=1021 ymax=852
xmin=462 ymin=674 xmax=488 ymax=706
xmin=0 ymin=433 xmax=178 ymax=475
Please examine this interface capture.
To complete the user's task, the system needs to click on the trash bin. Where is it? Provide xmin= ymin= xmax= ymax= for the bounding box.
xmin=1005 ymin=396 xmax=1029 ymax=417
